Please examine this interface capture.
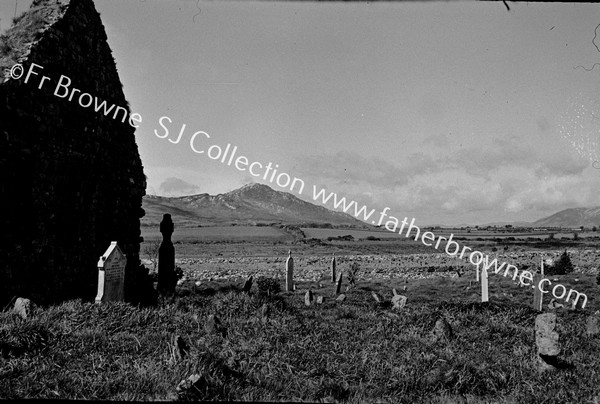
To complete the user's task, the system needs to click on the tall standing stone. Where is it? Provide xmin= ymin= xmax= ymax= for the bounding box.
xmin=331 ymin=254 xmax=337 ymax=283
xmin=286 ymin=250 xmax=294 ymax=292
xmin=533 ymin=273 xmax=545 ymax=312
xmin=481 ymin=267 xmax=489 ymax=303
xmin=535 ymin=313 xmax=560 ymax=373
xmin=158 ymin=214 xmax=176 ymax=294
xmin=335 ymin=272 xmax=343 ymax=295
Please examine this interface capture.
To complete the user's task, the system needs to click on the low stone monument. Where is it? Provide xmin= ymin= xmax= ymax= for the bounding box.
xmin=431 ymin=318 xmax=453 ymax=342
xmin=243 ymin=276 xmax=253 ymax=293
xmin=158 ymin=214 xmax=176 ymax=294
xmin=95 ymin=241 xmax=127 ymax=303
xmin=391 ymin=289 xmax=407 ymax=310
xmin=305 ymin=290 xmax=313 ymax=306
xmin=586 ymin=312 xmax=600 ymax=336
xmin=535 ymin=312 xmax=561 ymax=372
xmin=13 ymin=297 xmax=35 ymax=319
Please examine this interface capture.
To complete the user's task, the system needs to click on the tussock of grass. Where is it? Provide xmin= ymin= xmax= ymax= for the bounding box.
xmin=1 ymin=275 xmax=599 ymax=402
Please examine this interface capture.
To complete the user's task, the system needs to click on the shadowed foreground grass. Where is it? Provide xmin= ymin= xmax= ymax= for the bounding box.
xmin=1 ymin=275 xmax=599 ymax=403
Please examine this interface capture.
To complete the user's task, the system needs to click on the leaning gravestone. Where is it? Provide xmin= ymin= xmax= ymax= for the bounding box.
xmin=158 ymin=214 xmax=176 ymax=294
xmin=95 ymin=241 xmax=127 ymax=303
xmin=335 ymin=272 xmax=343 ymax=295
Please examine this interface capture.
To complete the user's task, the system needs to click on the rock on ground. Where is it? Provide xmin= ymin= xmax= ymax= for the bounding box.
xmin=13 ymin=298 xmax=34 ymax=319
xmin=431 ymin=318 xmax=453 ymax=342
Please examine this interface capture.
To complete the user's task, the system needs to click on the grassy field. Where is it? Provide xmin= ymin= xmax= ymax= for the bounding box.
xmin=1 ymin=268 xmax=600 ymax=402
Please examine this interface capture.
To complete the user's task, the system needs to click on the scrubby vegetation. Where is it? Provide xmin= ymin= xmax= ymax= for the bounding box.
xmin=1 ymin=274 xmax=599 ymax=402
xmin=546 ymin=251 xmax=575 ymax=276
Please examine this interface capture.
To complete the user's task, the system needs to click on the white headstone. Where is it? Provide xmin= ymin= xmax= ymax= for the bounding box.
xmin=95 ymin=241 xmax=127 ymax=303
xmin=481 ymin=267 xmax=489 ymax=303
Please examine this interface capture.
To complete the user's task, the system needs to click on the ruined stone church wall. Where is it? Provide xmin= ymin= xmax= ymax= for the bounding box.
xmin=0 ymin=0 xmax=147 ymax=305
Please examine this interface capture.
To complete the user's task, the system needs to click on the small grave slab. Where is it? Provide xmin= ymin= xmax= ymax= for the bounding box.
xmin=95 ymin=241 xmax=127 ymax=303
xmin=243 ymin=276 xmax=253 ymax=293
xmin=586 ymin=312 xmax=600 ymax=336
xmin=305 ymin=290 xmax=314 ymax=306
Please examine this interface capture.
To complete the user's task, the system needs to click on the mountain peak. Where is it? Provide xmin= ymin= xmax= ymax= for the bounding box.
xmin=142 ymin=182 xmax=367 ymax=227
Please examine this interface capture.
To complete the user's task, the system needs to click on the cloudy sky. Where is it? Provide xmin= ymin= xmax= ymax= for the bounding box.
xmin=2 ymin=1 xmax=600 ymax=225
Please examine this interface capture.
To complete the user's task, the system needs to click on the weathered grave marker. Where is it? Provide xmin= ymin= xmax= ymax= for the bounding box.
xmin=371 ymin=291 xmax=382 ymax=304
xmin=535 ymin=312 xmax=560 ymax=372
xmin=481 ymin=266 xmax=489 ymax=303
xmin=305 ymin=290 xmax=313 ymax=306
xmin=95 ymin=241 xmax=127 ymax=303
xmin=286 ymin=250 xmax=294 ymax=292
xmin=533 ymin=259 xmax=546 ymax=312
xmin=331 ymin=254 xmax=337 ymax=283
xmin=391 ymin=289 xmax=407 ymax=310
xmin=243 ymin=276 xmax=253 ymax=293
xmin=158 ymin=214 xmax=176 ymax=294
xmin=335 ymin=272 xmax=343 ymax=295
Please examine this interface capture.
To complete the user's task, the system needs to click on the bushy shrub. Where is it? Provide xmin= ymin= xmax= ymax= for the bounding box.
xmin=347 ymin=262 xmax=360 ymax=286
xmin=256 ymin=277 xmax=281 ymax=296
xmin=545 ymin=251 xmax=574 ymax=275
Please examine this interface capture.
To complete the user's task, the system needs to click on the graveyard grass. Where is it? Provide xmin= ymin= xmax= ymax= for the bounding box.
xmin=1 ymin=272 xmax=599 ymax=403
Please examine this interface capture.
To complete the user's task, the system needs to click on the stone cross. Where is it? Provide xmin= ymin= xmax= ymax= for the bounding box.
xmin=286 ymin=250 xmax=294 ymax=292
xmin=158 ymin=214 xmax=176 ymax=294
xmin=95 ymin=241 xmax=127 ymax=303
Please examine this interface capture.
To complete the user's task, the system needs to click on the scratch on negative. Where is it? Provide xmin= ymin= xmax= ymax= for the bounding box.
xmin=574 ymin=63 xmax=600 ymax=72
xmin=193 ymin=0 xmax=201 ymax=23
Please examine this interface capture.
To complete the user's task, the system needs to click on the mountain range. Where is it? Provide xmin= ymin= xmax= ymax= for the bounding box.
xmin=142 ymin=183 xmax=600 ymax=229
xmin=142 ymin=183 xmax=368 ymax=228
xmin=532 ymin=207 xmax=600 ymax=228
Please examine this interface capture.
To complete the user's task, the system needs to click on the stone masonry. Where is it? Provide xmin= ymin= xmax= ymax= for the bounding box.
xmin=0 ymin=0 xmax=147 ymax=305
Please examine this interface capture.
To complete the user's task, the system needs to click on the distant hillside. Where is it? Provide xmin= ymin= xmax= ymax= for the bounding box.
xmin=142 ymin=183 xmax=368 ymax=228
xmin=533 ymin=207 xmax=600 ymax=228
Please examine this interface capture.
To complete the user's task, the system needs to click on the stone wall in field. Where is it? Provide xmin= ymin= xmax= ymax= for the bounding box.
xmin=0 ymin=0 xmax=148 ymax=306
